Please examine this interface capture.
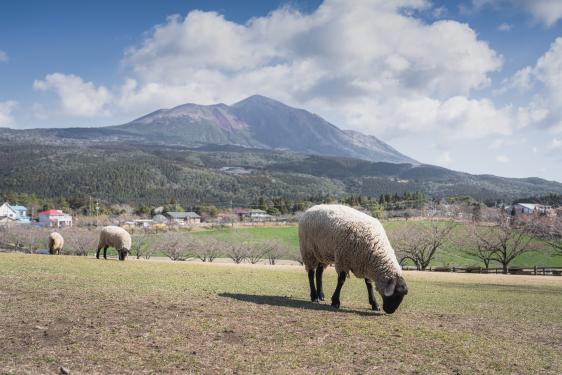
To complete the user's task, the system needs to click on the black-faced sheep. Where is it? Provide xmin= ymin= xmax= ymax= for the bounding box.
xmin=299 ymin=204 xmax=408 ymax=314
xmin=48 ymin=232 xmax=64 ymax=255
xmin=96 ymin=226 xmax=132 ymax=261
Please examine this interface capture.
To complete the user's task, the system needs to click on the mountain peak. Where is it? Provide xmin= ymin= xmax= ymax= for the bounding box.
xmin=233 ymin=94 xmax=289 ymax=108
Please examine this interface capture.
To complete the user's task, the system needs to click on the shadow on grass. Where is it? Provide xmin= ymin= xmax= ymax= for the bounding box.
xmin=219 ymin=293 xmax=382 ymax=317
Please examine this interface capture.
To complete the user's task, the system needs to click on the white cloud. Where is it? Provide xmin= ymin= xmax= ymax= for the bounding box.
xmin=497 ymin=23 xmax=512 ymax=31
xmin=0 ymin=101 xmax=17 ymax=126
xmin=32 ymin=0 xmax=513 ymax=143
xmin=113 ymin=0 xmax=505 ymax=139
xmin=550 ymin=138 xmax=562 ymax=150
xmin=0 ymin=50 xmax=8 ymax=62
xmin=506 ymin=37 xmax=562 ymax=131
xmin=472 ymin=0 xmax=562 ymax=27
xmin=33 ymin=73 xmax=112 ymax=117
xmin=496 ymin=154 xmax=510 ymax=163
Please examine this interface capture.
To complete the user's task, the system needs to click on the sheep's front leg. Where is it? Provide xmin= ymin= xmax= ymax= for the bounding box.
xmin=308 ymin=270 xmax=319 ymax=302
xmin=331 ymin=271 xmax=347 ymax=309
xmin=96 ymin=246 xmax=102 ymax=259
xmin=315 ymin=264 xmax=325 ymax=301
xmin=103 ymin=246 xmax=109 ymax=260
xmin=365 ymin=279 xmax=380 ymax=311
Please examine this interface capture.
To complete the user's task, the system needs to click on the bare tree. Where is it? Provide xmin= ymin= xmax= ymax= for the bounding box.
xmin=475 ymin=213 xmax=538 ymax=274
xmin=64 ymin=228 xmax=99 ymax=256
xmin=193 ymin=238 xmax=221 ymax=262
xmin=226 ymin=242 xmax=247 ymax=264
xmin=263 ymin=240 xmax=287 ymax=265
xmin=130 ymin=232 xmax=151 ymax=259
xmin=533 ymin=216 xmax=562 ymax=255
xmin=388 ymin=219 xmax=456 ymax=270
xmin=458 ymin=224 xmax=497 ymax=269
xmin=155 ymin=232 xmax=192 ymax=261
xmin=290 ymin=250 xmax=304 ymax=266
xmin=6 ymin=225 xmax=46 ymax=253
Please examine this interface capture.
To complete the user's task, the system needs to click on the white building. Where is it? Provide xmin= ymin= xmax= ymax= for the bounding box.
xmin=512 ymin=203 xmax=552 ymax=215
xmin=0 ymin=203 xmax=31 ymax=223
xmin=38 ymin=209 xmax=73 ymax=227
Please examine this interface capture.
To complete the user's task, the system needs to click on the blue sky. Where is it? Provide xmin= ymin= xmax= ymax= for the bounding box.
xmin=1 ymin=0 xmax=562 ymax=182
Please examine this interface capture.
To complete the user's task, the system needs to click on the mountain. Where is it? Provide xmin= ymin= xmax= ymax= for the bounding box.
xmin=0 ymin=95 xmax=416 ymax=164
xmin=1 ymin=95 xmax=562 ymax=205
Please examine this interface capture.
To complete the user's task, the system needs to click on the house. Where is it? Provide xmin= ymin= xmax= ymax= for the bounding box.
xmin=0 ymin=203 xmax=31 ymax=223
xmin=0 ymin=203 xmax=18 ymax=220
xmin=163 ymin=211 xmax=201 ymax=225
xmin=236 ymin=209 xmax=274 ymax=222
xmin=38 ymin=209 xmax=73 ymax=228
xmin=511 ymin=203 xmax=553 ymax=216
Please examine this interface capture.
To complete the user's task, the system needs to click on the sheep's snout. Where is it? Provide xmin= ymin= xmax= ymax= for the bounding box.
xmin=382 ymin=277 xmax=408 ymax=314
xmin=118 ymin=249 xmax=129 ymax=261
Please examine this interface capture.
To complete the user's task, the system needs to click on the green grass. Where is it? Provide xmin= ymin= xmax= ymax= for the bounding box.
xmin=1 ymin=253 xmax=561 ymax=374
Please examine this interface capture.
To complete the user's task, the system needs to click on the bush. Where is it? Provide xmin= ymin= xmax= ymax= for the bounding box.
xmin=64 ymin=228 xmax=99 ymax=256
xmin=155 ymin=232 xmax=192 ymax=261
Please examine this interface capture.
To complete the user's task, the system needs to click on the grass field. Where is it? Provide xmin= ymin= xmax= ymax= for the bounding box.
xmin=192 ymin=223 xmax=562 ymax=267
xmin=1 ymin=253 xmax=561 ymax=374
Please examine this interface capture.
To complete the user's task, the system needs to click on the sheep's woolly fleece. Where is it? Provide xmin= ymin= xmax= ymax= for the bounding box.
xmin=299 ymin=204 xmax=402 ymax=295
xmin=48 ymin=232 xmax=64 ymax=254
xmin=97 ymin=226 xmax=132 ymax=251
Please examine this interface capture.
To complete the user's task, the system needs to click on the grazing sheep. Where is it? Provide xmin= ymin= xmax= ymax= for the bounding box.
xmin=96 ymin=226 xmax=132 ymax=261
xmin=48 ymin=232 xmax=64 ymax=255
xmin=299 ymin=204 xmax=408 ymax=314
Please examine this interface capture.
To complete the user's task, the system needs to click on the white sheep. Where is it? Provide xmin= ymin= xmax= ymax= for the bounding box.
xmin=299 ymin=204 xmax=408 ymax=314
xmin=48 ymin=232 xmax=64 ymax=255
xmin=96 ymin=226 xmax=132 ymax=261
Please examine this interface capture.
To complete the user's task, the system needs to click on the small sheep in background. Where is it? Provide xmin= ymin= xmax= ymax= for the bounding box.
xmin=48 ymin=232 xmax=64 ymax=255
xmin=96 ymin=226 xmax=132 ymax=261
xmin=299 ymin=204 xmax=408 ymax=314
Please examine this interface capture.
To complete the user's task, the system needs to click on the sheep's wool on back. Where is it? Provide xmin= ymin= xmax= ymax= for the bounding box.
xmin=299 ymin=204 xmax=402 ymax=294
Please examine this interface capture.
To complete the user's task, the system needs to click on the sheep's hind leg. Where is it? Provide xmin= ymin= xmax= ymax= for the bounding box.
xmin=331 ymin=271 xmax=347 ymax=309
xmin=315 ymin=264 xmax=325 ymax=301
xmin=308 ymin=269 xmax=319 ymax=302
xmin=103 ymin=246 xmax=109 ymax=260
xmin=365 ymin=279 xmax=380 ymax=311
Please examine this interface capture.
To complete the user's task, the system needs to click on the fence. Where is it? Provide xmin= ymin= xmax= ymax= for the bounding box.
xmin=401 ymin=265 xmax=562 ymax=276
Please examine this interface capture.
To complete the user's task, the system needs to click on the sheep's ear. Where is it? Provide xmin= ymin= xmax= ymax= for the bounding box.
xmin=384 ymin=278 xmax=397 ymax=297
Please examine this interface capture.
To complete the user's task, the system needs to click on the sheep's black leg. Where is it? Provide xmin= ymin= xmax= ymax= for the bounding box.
xmin=103 ymin=246 xmax=108 ymax=260
xmin=331 ymin=271 xmax=347 ymax=309
xmin=96 ymin=247 xmax=101 ymax=259
xmin=365 ymin=279 xmax=380 ymax=311
xmin=308 ymin=269 xmax=318 ymax=302
xmin=315 ymin=264 xmax=325 ymax=301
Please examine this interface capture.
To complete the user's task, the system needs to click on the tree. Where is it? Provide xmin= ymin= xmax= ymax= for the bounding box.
xmin=155 ymin=232 xmax=191 ymax=261
xmin=459 ymin=224 xmax=497 ymax=269
xmin=388 ymin=220 xmax=456 ymax=271
xmin=476 ymin=213 xmax=538 ymax=274
xmin=130 ymin=232 xmax=151 ymax=259
xmin=5 ymin=225 xmax=46 ymax=253
xmin=532 ymin=216 xmax=562 ymax=256
xmin=64 ymin=228 xmax=99 ymax=256
xmin=193 ymin=238 xmax=221 ymax=262
xmin=263 ymin=240 xmax=287 ymax=265
xmin=226 ymin=243 xmax=247 ymax=264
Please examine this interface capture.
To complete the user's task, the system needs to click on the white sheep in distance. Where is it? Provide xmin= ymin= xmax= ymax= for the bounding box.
xmin=48 ymin=232 xmax=64 ymax=255
xmin=96 ymin=226 xmax=132 ymax=261
xmin=299 ymin=204 xmax=408 ymax=314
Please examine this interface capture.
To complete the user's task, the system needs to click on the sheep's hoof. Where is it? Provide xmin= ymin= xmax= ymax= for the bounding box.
xmin=372 ymin=304 xmax=381 ymax=312
xmin=310 ymin=295 xmax=319 ymax=302
xmin=331 ymin=300 xmax=340 ymax=309
xmin=318 ymin=292 xmax=325 ymax=301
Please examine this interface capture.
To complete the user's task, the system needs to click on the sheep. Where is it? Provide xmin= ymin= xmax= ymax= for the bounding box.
xmin=48 ymin=232 xmax=64 ymax=255
xmin=96 ymin=226 xmax=132 ymax=261
xmin=299 ymin=204 xmax=408 ymax=314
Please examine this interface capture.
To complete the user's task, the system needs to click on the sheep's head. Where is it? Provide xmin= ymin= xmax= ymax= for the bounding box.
xmin=381 ymin=275 xmax=408 ymax=314
xmin=118 ymin=248 xmax=129 ymax=261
